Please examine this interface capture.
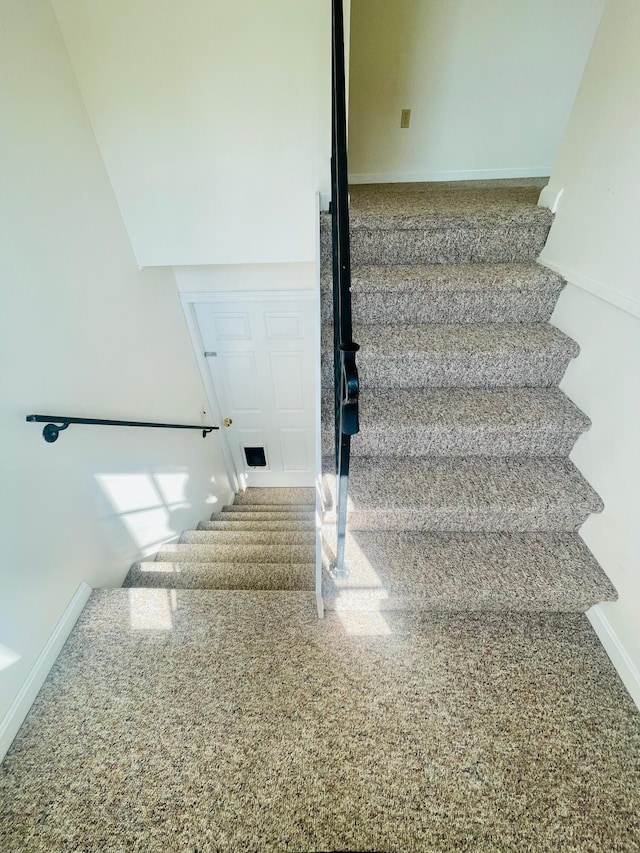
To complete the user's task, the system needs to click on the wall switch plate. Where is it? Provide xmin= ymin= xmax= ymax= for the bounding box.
xmin=400 ymin=109 xmax=411 ymax=129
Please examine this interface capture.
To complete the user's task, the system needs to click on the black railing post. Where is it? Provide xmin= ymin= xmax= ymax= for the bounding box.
xmin=330 ymin=0 xmax=359 ymax=580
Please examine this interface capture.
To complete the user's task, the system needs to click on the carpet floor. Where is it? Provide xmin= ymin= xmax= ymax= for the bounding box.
xmin=1 ymin=589 xmax=639 ymax=852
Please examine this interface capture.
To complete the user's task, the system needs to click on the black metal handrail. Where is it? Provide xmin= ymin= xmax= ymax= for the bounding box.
xmin=26 ymin=414 xmax=218 ymax=444
xmin=330 ymin=0 xmax=359 ymax=579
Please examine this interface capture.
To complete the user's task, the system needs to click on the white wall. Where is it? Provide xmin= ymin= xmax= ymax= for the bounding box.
xmin=540 ymin=0 xmax=640 ymax=706
xmin=50 ymin=0 xmax=331 ymax=268
xmin=348 ymin=0 xmax=605 ymax=183
xmin=173 ymin=263 xmax=315 ymax=294
xmin=0 ymin=0 xmax=233 ymax=742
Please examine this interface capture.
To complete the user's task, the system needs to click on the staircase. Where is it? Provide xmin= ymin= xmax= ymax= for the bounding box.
xmin=320 ymin=180 xmax=617 ymax=614
xmin=124 ymin=487 xmax=316 ymax=593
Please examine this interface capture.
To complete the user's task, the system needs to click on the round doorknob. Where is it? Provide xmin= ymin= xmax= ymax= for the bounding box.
xmin=223 ymin=418 xmax=233 ymax=428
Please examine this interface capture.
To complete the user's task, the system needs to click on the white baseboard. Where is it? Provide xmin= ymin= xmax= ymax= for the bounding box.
xmin=348 ymin=167 xmax=551 ymax=184
xmin=587 ymin=605 xmax=640 ymax=711
xmin=0 ymin=582 xmax=92 ymax=762
xmin=539 ymin=257 xmax=640 ymax=320
xmin=537 ymin=185 xmax=564 ymax=213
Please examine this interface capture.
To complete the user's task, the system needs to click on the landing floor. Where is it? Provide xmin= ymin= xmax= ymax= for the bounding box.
xmin=1 ymin=590 xmax=639 ymax=852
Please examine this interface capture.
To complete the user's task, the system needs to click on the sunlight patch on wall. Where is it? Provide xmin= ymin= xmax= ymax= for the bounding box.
xmin=97 ymin=474 xmax=160 ymax=514
xmin=119 ymin=508 xmax=175 ymax=555
xmin=154 ymin=472 xmax=189 ymax=506
xmin=0 ymin=643 xmax=21 ymax=672
xmin=96 ymin=471 xmax=193 ymax=552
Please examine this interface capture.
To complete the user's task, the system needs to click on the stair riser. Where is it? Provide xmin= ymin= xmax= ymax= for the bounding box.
xmin=125 ymin=564 xmax=314 ymax=591
xmin=181 ymin=531 xmax=315 ymax=545
xmin=322 ymin=595 xmax=601 ymax=613
xmin=200 ymin=520 xmax=316 ymax=531
xmin=234 ymin=487 xmax=315 ymax=506
xmin=319 ymin=528 xmax=616 ymax=613
xmin=321 ymin=225 xmax=551 ymax=266
xmin=321 ymin=285 xmax=563 ymax=325
xmin=322 ymin=352 xmax=574 ymax=390
xmin=328 ymin=509 xmax=592 ymax=533
xmin=221 ymin=505 xmax=314 ymax=513
xmin=212 ymin=511 xmax=315 ymax=521
xmin=155 ymin=545 xmax=315 ymax=563
xmin=338 ymin=426 xmax=585 ymax=458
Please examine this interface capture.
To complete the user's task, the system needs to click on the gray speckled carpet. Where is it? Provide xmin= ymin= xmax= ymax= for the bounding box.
xmin=1 ymin=590 xmax=639 ymax=852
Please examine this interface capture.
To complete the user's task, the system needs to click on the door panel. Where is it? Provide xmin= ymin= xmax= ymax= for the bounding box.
xmin=280 ymin=429 xmax=308 ymax=472
xmin=194 ymin=296 xmax=316 ymax=487
xmin=220 ymin=353 xmax=261 ymax=411
xmin=270 ymin=352 xmax=305 ymax=412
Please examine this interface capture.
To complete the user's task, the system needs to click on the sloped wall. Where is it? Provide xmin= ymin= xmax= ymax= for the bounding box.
xmin=51 ymin=0 xmax=332 ymax=267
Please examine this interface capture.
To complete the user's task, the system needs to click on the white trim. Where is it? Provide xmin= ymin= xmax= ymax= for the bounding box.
xmin=314 ymin=193 xmax=325 ymax=619
xmin=348 ymin=166 xmax=551 ymax=184
xmin=537 ymin=186 xmax=563 ymax=213
xmin=587 ymin=605 xmax=640 ymax=711
xmin=179 ymin=297 xmax=240 ymax=492
xmin=0 ymin=582 xmax=92 ymax=762
xmin=539 ymin=257 xmax=640 ymax=320
xmin=180 ymin=290 xmax=315 ymax=304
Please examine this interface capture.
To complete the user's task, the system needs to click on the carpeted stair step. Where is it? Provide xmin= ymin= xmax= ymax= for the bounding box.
xmin=320 ymin=184 xmax=553 ymax=266
xmin=322 ymin=323 xmax=579 ymax=390
xmin=218 ymin=504 xmax=315 ymax=518
xmin=321 ymin=263 xmax=565 ymax=325
xmin=233 ymin=487 xmax=315 ymax=506
xmin=199 ymin=519 xmax=316 ymax=532
xmin=321 ymin=530 xmax=616 ymax=612
xmin=324 ymin=387 xmax=590 ymax=457
xmin=180 ymin=530 xmax=315 ymax=546
xmin=124 ymin=561 xmax=314 ymax=590
xmin=322 ymin=456 xmax=603 ymax=532
xmin=155 ymin=541 xmax=315 ymax=564
xmin=211 ymin=509 xmax=315 ymax=521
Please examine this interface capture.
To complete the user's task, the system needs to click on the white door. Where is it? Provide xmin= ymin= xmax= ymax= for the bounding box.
xmin=194 ymin=294 xmax=316 ymax=488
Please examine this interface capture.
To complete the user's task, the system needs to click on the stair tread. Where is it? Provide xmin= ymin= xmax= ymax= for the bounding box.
xmin=155 ymin=542 xmax=315 ymax=563
xmin=347 ymin=182 xmax=552 ymax=230
xmin=323 ymin=388 xmax=591 ymax=456
xmin=323 ymin=388 xmax=590 ymax=457
xmin=323 ymin=456 xmax=603 ymax=531
xmin=322 ymin=531 xmax=616 ymax=612
xmin=321 ymin=264 xmax=565 ymax=325
xmin=332 ymin=387 xmax=589 ymax=430
xmin=233 ymin=487 xmax=315 ymax=505
xmin=181 ymin=530 xmax=315 ymax=545
xmin=213 ymin=510 xmax=315 ymax=520
xmin=125 ymin=562 xmax=314 ymax=590
xmin=348 ymin=262 xmax=563 ymax=292
xmin=200 ymin=519 xmax=315 ymax=531
xmin=322 ymin=323 xmax=579 ymax=390
xmin=353 ymin=322 xmax=578 ymax=356
xmin=221 ymin=504 xmax=314 ymax=513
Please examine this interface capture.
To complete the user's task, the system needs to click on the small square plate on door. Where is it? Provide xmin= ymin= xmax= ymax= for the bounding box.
xmin=244 ymin=446 xmax=267 ymax=467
